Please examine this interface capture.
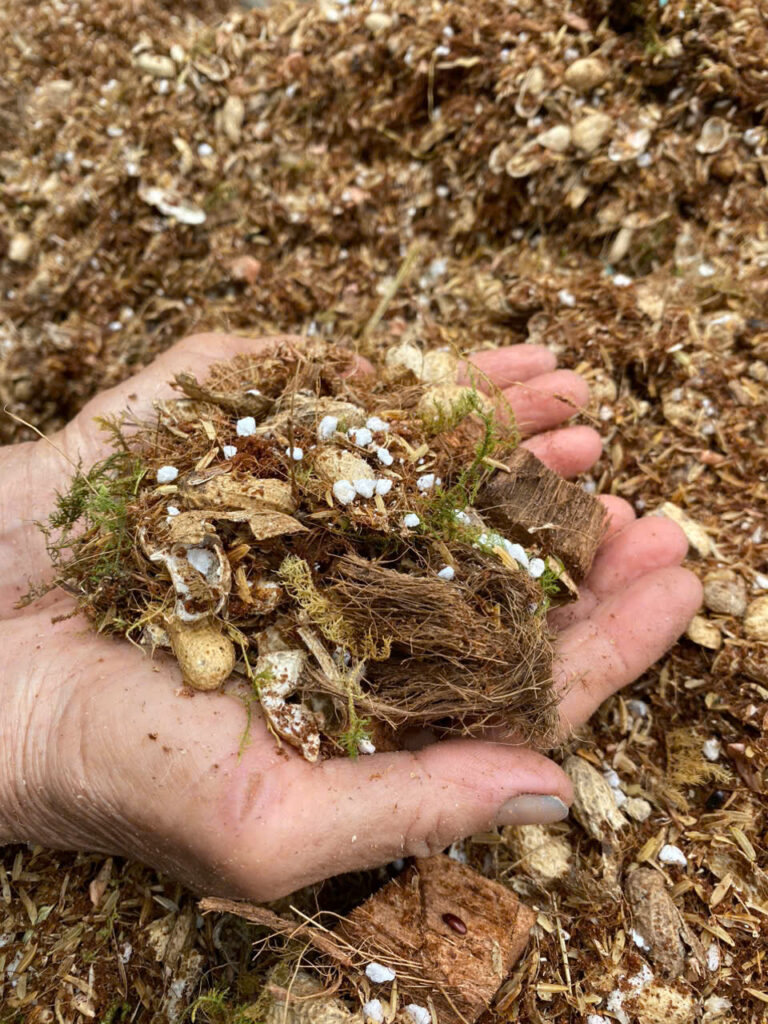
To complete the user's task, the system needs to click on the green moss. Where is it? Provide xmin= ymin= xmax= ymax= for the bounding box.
xmin=102 ymin=1001 xmax=132 ymax=1023
xmin=39 ymin=418 xmax=146 ymax=608
xmin=337 ymin=709 xmax=373 ymax=758
xmin=188 ymin=988 xmax=261 ymax=1024
xmin=421 ymin=387 xmax=484 ymax=435
xmin=421 ymin=387 xmax=517 ymax=543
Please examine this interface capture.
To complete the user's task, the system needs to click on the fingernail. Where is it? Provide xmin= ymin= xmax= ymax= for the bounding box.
xmin=495 ymin=794 xmax=569 ymax=827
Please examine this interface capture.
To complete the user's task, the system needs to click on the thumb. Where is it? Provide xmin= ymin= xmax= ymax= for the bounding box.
xmin=246 ymin=740 xmax=572 ymax=898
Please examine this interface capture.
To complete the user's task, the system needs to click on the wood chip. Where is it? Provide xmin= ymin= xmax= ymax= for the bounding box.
xmin=477 ymin=447 xmax=607 ymax=581
xmin=336 ymin=855 xmax=535 ymax=1024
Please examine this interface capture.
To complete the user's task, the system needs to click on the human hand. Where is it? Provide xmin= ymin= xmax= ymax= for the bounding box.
xmin=0 ymin=334 xmax=701 ymax=900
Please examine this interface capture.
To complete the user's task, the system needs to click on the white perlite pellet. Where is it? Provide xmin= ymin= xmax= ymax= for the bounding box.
xmin=365 ymin=962 xmax=396 ymax=984
xmin=285 ymin=446 xmax=303 ymax=461
xmin=362 ymin=1000 xmax=384 ymax=1023
xmin=187 ymin=547 xmax=216 ymax=577
xmin=659 ymin=844 xmax=687 ymax=868
xmin=353 ymin=478 xmax=376 ymax=498
xmin=366 ymin=416 xmax=389 ymax=432
xmin=375 ymin=478 xmax=393 ymax=496
xmin=702 ymin=738 xmax=721 ymax=762
xmin=317 ymin=415 xmax=338 ymax=440
xmin=332 ymin=480 xmax=357 ymax=505
xmin=528 ymin=557 xmax=546 ymax=579
xmin=156 ymin=465 xmax=178 ymax=483
xmin=405 ymin=1005 xmax=431 ymax=1024
xmin=376 ymin=447 xmax=394 ymax=466
xmin=350 ymin=426 xmax=373 ymax=447
xmin=222 ymin=445 xmax=237 ymax=459
xmin=437 ymin=565 xmax=455 ymax=581
xmin=403 ymin=513 xmax=420 ymax=528
xmin=236 ymin=416 xmax=256 ymax=437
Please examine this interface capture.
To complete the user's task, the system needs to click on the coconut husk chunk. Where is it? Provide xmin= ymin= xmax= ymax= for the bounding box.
xmin=201 ymin=855 xmax=535 ymax=1024
xmin=336 ymin=855 xmax=535 ymax=1024
xmin=477 ymin=447 xmax=607 ymax=582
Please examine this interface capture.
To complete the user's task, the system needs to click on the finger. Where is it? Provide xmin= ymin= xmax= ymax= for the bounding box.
xmin=555 ymin=566 xmax=702 ymax=733
xmin=549 ymin=516 xmax=689 ymax=630
xmin=235 ymin=740 xmax=572 ymax=898
xmin=496 ymin=370 xmax=590 ymax=436
xmin=599 ymin=495 xmax=636 ymax=540
xmin=459 ymin=346 xmax=557 ymax=392
xmin=522 ymin=425 xmax=602 ymax=477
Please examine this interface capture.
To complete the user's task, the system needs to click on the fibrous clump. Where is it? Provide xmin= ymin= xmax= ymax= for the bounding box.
xmin=37 ymin=340 xmax=605 ymax=760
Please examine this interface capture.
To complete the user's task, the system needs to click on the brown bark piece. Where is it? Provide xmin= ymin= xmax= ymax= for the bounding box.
xmin=477 ymin=447 xmax=607 ymax=581
xmin=336 ymin=855 xmax=535 ymax=1024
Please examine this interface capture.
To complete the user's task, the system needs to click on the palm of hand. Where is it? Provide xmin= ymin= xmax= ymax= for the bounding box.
xmin=0 ymin=335 xmax=701 ymax=900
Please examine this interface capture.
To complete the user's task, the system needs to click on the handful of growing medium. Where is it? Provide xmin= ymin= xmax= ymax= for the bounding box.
xmin=40 ymin=341 xmax=605 ymax=760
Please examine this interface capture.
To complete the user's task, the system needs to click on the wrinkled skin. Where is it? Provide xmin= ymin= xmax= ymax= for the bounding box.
xmin=0 ymin=335 xmax=701 ymax=900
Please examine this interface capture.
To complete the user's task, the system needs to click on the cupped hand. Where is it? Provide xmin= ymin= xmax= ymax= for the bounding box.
xmin=0 ymin=335 xmax=701 ymax=901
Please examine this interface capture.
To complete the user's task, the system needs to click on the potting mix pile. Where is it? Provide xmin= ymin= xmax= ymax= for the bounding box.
xmin=1 ymin=0 xmax=767 ymax=1020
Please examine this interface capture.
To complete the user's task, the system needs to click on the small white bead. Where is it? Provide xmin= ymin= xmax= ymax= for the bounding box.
xmin=333 ymin=480 xmax=357 ymax=505
xmin=365 ymin=962 xmax=396 ymax=984
xmin=403 ymin=513 xmax=420 ymax=528
xmin=659 ymin=844 xmax=687 ymax=868
xmin=702 ymin=738 xmax=721 ymax=762
xmin=505 ymin=541 xmax=529 ymax=569
xmin=357 ymin=739 xmax=376 ymax=755
xmin=285 ymin=446 xmax=303 ymax=461
xmin=416 ymin=473 xmax=436 ymax=492
xmin=363 ymin=1000 xmax=384 ymax=1023
xmin=187 ymin=547 xmax=216 ymax=577
xmin=375 ymin=478 xmax=393 ymax=496
xmin=405 ymin=1005 xmax=431 ymax=1024
xmin=437 ymin=565 xmax=455 ymax=581
xmin=354 ymin=478 xmax=376 ymax=498
xmin=528 ymin=557 xmax=546 ymax=579
xmin=376 ymin=447 xmax=394 ymax=466
xmin=365 ymin=416 xmax=389 ymax=432
xmin=350 ymin=426 xmax=373 ymax=447
xmin=166 ymin=505 xmax=180 ymax=516
xmin=236 ymin=416 xmax=256 ymax=437
xmin=222 ymin=445 xmax=237 ymax=459
xmin=156 ymin=465 xmax=178 ymax=483
xmin=558 ymin=289 xmax=576 ymax=307
xmin=317 ymin=415 xmax=338 ymax=440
